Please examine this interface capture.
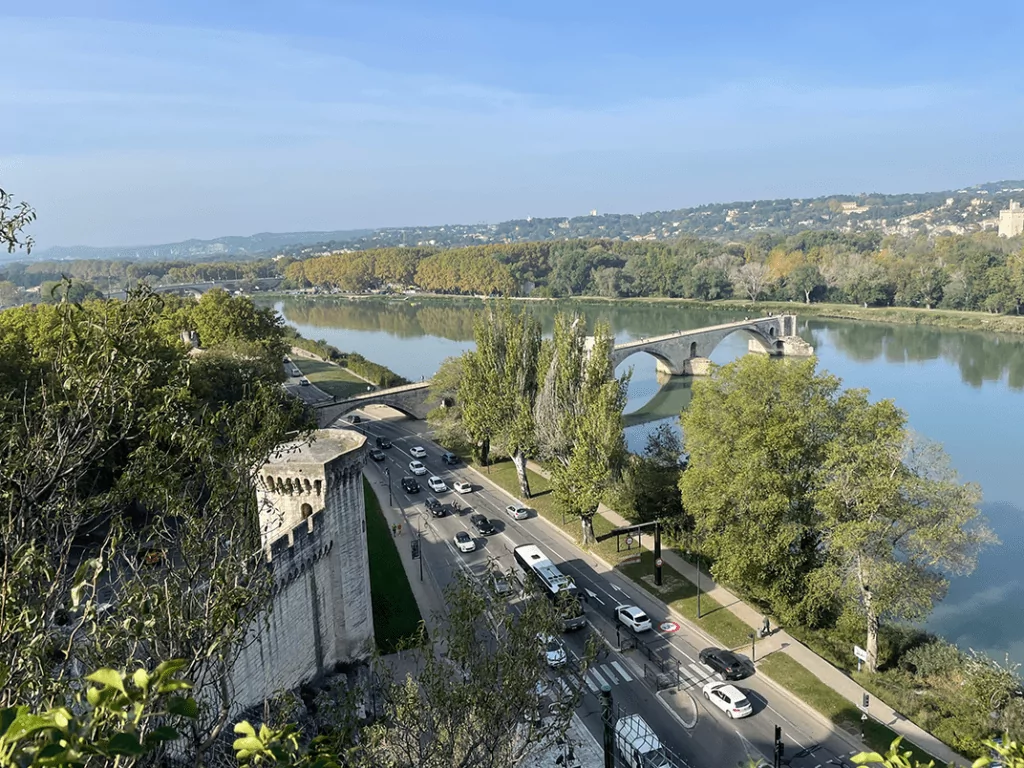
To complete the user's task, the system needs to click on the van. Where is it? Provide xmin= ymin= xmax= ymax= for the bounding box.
xmin=614 ymin=714 xmax=674 ymax=768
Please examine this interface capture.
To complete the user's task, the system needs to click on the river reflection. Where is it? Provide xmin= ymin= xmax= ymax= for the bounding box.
xmin=273 ymin=296 xmax=1024 ymax=663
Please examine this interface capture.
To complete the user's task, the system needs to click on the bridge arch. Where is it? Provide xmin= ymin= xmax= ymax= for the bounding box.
xmin=324 ymin=400 xmax=422 ymax=424
xmin=613 ymin=347 xmax=679 ymax=379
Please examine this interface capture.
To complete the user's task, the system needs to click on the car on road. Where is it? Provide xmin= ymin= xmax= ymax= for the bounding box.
xmin=469 ymin=514 xmax=496 ymax=536
xmin=400 ymin=477 xmax=420 ymax=493
xmin=410 ymin=446 xmax=427 ymax=458
xmin=454 ymin=531 xmax=476 ymax=553
xmin=699 ymin=647 xmax=746 ymax=680
xmin=349 ymin=415 xmax=361 ymax=424
xmin=491 ymin=572 xmax=512 ymax=596
xmin=505 ymin=505 xmax=530 ymax=520
xmin=615 ymin=605 xmax=653 ymax=633
xmin=701 ymin=681 xmax=752 ymax=719
xmin=369 ymin=448 xmax=385 ymax=462
xmin=427 ymin=476 xmax=448 ymax=493
xmin=538 ymin=634 xmax=567 ymax=668
xmin=441 ymin=451 xmax=459 ymax=465
xmin=375 ymin=437 xmax=392 ymax=449
xmin=453 ymin=480 xmax=473 ymax=494
xmin=299 ymin=378 xmax=310 ymax=386
xmin=408 ymin=460 xmax=427 ymax=476
xmin=424 ymin=496 xmax=442 ymax=514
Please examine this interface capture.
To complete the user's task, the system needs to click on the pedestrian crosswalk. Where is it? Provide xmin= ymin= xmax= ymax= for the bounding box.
xmin=558 ymin=658 xmax=721 ymax=696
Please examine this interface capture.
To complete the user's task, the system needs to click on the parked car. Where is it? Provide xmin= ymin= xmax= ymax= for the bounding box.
xmin=299 ymin=378 xmax=310 ymax=386
xmin=470 ymin=514 xmax=496 ymax=536
xmin=454 ymin=531 xmax=476 ymax=553
xmin=505 ymin=505 xmax=530 ymax=520
xmin=699 ymin=647 xmax=746 ymax=680
xmin=408 ymin=460 xmax=427 ymax=476
xmin=400 ymin=477 xmax=420 ymax=493
xmin=538 ymin=634 xmax=567 ymax=668
xmin=376 ymin=437 xmax=392 ymax=449
xmin=441 ymin=452 xmax=459 ymax=465
xmin=427 ymin=476 xmax=448 ymax=493
xmin=615 ymin=605 xmax=653 ymax=633
xmin=453 ymin=480 xmax=473 ymax=494
xmin=369 ymin=448 xmax=385 ymax=462
xmin=410 ymin=446 xmax=427 ymax=458
xmin=701 ymin=682 xmax=752 ymax=719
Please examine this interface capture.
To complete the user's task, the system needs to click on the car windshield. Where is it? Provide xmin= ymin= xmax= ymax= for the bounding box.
xmin=546 ymin=640 xmax=561 ymax=653
xmin=634 ymin=612 xmax=648 ymax=623
xmin=456 ymin=532 xmax=468 ymax=541
xmin=735 ymin=697 xmax=750 ymax=708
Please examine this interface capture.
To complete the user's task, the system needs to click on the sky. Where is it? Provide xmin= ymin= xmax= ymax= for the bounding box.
xmin=3 ymin=0 xmax=1024 ymax=249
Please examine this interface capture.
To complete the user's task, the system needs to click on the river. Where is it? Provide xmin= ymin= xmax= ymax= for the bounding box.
xmin=274 ymin=295 xmax=1024 ymax=664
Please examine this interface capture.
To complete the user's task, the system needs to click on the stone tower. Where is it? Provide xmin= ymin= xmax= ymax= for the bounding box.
xmin=229 ymin=429 xmax=372 ymax=710
xmin=999 ymin=201 xmax=1024 ymax=238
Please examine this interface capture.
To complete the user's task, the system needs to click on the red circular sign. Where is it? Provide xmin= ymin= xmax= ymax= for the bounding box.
xmin=655 ymin=557 xmax=664 ymax=567
xmin=659 ymin=621 xmax=679 ymax=633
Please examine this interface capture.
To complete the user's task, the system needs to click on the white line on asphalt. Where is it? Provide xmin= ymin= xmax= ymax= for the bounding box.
xmin=585 ymin=588 xmax=604 ymax=605
xmin=611 ymin=661 xmax=632 ymax=682
xmin=600 ymin=664 xmax=619 ymax=685
xmin=589 ymin=666 xmax=609 ymax=688
xmin=582 ymin=673 xmax=598 ymax=693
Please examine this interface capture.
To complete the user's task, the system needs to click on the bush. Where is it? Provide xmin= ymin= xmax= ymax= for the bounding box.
xmin=903 ymin=640 xmax=963 ymax=678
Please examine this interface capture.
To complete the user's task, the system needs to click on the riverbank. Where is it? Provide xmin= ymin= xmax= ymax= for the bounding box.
xmin=265 ymin=291 xmax=1024 ymax=336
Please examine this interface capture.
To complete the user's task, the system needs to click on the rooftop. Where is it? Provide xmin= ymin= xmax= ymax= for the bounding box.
xmin=264 ymin=429 xmax=365 ymax=467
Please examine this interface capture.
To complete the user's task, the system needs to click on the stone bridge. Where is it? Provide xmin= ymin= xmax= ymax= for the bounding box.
xmin=107 ymin=277 xmax=284 ymax=299
xmin=311 ymin=382 xmax=434 ymax=427
xmin=606 ymin=314 xmax=812 ymax=376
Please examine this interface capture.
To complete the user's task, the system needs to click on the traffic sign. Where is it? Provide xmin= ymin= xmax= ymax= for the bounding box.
xmin=853 ymin=645 xmax=868 ymax=662
xmin=659 ymin=621 xmax=679 ymax=633
xmin=654 ymin=557 xmax=664 ymax=568
xmin=625 ymin=535 xmax=634 ymax=549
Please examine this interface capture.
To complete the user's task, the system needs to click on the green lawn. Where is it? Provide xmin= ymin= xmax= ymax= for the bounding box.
xmin=470 ymin=459 xmax=751 ymax=648
xmin=292 ymin=358 xmax=369 ymax=398
xmin=363 ymin=477 xmax=423 ymax=653
xmin=758 ymin=653 xmax=941 ymax=766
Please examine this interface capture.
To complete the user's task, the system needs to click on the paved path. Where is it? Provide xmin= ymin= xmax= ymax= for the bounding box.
xmin=523 ymin=460 xmax=968 ymax=768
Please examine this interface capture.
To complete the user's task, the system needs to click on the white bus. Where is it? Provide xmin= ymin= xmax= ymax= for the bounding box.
xmin=512 ymin=544 xmax=586 ymax=631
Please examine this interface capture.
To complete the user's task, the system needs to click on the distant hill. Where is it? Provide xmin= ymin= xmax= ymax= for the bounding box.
xmin=19 ymin=229 xmax=373 ymax=264
xmin=24 ymin=179 xmax=1024 ymax=262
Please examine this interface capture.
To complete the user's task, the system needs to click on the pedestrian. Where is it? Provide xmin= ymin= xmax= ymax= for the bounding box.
xmin=391 ymin=523 xmax=397 ymax=537
xmin=397 ymin=523 xmax=402 ymax=535
xmin=761 ymin=615 xmax=771 ymax=638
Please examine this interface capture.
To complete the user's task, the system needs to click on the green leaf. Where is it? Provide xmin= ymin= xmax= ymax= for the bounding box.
xmin=5 ymin=713 xmax=56 ymax=741
xmin=145 ymin=726 xmax=179 ymax=744
xmin=85 ymin=668 xmax=126 ymax=694
xmin=107 ymin=732 xmax=147 ymax=756
xmin=166 ymin=696 xmax=198 ymax=719
xmin=232 ymin=736 xmax=266 ymax=753
xmin=132 ymin=668 xmax=150 ymax=692
xmin=233 ymin=721 xmax=256 ymax=737
xmin=851 ymin=753 xmax=885 ymax=765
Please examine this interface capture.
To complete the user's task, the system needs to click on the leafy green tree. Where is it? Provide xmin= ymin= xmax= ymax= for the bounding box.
xmin=786 ymin=262 xmax=825 ymax=303
xmin=461 ymin=304 xmax=542 ymax=497
xmin=0 ymin=184 xmax=35 ymax=254
xmin=730 ymin=261 xmax=773 ymax=301
xmin=613 ymin=424 xmax=687 ymax=527
xmin=535 ymin=315 xmax=628 ymax=544
xmin=814 ymin=394 xmax=994 ymax=672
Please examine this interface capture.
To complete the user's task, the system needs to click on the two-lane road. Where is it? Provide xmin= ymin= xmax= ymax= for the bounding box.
xmin=345 ymin=407 xmax=866 ymax=768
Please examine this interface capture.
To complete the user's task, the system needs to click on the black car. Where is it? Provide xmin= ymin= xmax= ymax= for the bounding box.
xmin=470 ymin=513 xmax=496 ymax=536
xmin=441 ymin=452 xmax=459 ymax=466
xmin=369 ymin=448 xmax=385 ymax=462
xmin=350 ymin=415 xmax=361 ymax=424
xmin=425 ymin=496 xmax=444 ymax=517
xmin=699 ymin=647 xmax=745 ymax=680
xmin=401 ymin=477 xmax=420 ymax=493
xmin=376 ymin=436 xmax=393 ymax=449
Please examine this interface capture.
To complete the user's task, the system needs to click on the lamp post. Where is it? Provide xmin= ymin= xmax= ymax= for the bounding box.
xmin=385 ymin=467 xmax=392 ymax=507
xmin=749 ymin=632 xmax=757 ymax=663
xmin=695 ymin=550 xmax=702 ymax=619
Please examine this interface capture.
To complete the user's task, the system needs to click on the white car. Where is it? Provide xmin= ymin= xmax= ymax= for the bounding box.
xmin=409 ymin=446 xmax=427 ymax=458
xmin=454 ymin=531 xmax=476 ymax=553
xmin=615 ymin=604 xmax=652 ymax=633
xmin=298 ymin=378 xmax=310 ymax=386
xmin=538 ymin=634 xmax=567 ymax=668
xmin=453 ymin=481 xmax=473 ymax=494
xmin=408 ymin=460 xmax=427 ymax=476
xmin=427 ymin=476 xmax=447 ymax=493
xmin=701 ymin=681 xmax=752 ymax=719
xmin=505 ymin=505 xmax=530 ymax=520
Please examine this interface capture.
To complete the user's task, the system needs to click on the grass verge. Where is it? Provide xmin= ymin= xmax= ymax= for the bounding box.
xmin=363 ymin=477 xmax=423 ymax=653
xmin=470 ymin=458 xmax=751 ymax=648
xmin=292 ymin=358 xmax=369 ymax=398
xmin=759 ymin=654 xmax=941 ymax=766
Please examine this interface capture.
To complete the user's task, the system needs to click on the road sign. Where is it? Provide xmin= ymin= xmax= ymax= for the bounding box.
xmin=654 ymin=557 xmax=664 ymax=568
xmin=659 ymin=621 xmax=679 ymax=633
xmin=625 ymin=535 xmax=634 ymax=549
xmin=621 ymin=552 xmax=641 ymax=565
xmin=853 ymin=645 xmax=868 ymax=662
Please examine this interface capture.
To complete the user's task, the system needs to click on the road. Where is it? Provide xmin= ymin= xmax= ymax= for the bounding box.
xmin=282 ymin=359 xmax=334 ymax=405
xmin=347 ymin=406 xmax=868 ymax=768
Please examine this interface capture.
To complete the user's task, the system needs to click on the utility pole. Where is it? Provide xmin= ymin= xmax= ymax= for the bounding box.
xmin=600 ymin=686 xmax=614 ymax=768
xmin=385 ymin=467 xmax=392 ymax=507
xmin=773 ymin=724 xmax=784 ymax=768
xmin=696 ymin=550 xmax=702 ymax=618
xmin=653 ymin=521 xmax=663 ymax=587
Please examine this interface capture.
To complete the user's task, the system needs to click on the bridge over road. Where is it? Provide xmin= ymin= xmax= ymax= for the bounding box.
xmin=312 ymin=315 xmax=812 ymax=426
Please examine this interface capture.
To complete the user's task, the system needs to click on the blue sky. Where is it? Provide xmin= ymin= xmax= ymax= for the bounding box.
xmin=3 ymin=0 xmax=1023 ymax=248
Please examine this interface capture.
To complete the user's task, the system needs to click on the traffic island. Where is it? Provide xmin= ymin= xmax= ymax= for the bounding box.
xmin=656 ymin=687 xmax=698 ymax=729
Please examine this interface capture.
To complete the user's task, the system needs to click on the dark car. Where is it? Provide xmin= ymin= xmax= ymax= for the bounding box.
xmin=470 ymin=513 xmax=496 ymax=536
xmin=425 ymin=496 xmax=444 ymax=517
xmin=376 ymin=436 xmax=392 ymax=449
xmin=349 ymin=415 xmax=361 ymax=424
xmin=699 ymin=647 xmax=745 ymax=680
xmin=401 ymin=477 xmax=420 ymax=493
xmin=441 ymin=452 xmax=459 ymax=466
xmin=369 ymin=448 xmax=385 ymax=462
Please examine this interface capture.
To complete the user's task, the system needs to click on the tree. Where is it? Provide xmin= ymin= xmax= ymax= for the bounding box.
xmin=613 ymin=424 xmax=687 ymax=527
xmin=0 ymin=184 xmax=36 ymax=254
xmin=460 ymin=304 xmax=541 ymax=497
xmin=679 ymin=355 xmax=840 ymax=620
xmin=535 ymin=315 xmax=628 ymax=544
xmin=852 ymin=734 xmax=1024 ymax=768
xmin=814 ymin=393 xmax=994 ymax=672
xmin=786 ymin=262 xmax=825 ymax=304
xmin=730 ymin=261 xmax=773 ymax=301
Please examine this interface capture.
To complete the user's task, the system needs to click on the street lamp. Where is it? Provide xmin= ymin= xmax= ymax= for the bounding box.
xmin=384 ymin=467 xmax=392 ymax=507
xmin=749 ymin=632 xmax=757 ymax=663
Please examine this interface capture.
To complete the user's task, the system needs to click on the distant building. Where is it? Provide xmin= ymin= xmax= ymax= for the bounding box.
xmin=589 ymin=209 xmax=598 ymax=216
xmin=999 ymin=201 xmax=1024 ymax=238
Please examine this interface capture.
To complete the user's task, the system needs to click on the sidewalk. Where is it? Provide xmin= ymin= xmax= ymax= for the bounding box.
xmin=522 ymin=460 xmax=968 ymax=768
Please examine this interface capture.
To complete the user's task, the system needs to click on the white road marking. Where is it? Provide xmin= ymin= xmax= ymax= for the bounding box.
xmin=582 ymin=673 xmax=599 ymax=693
xmin=611 ymin=661 xmax=632 ymax=682
xmin=589 ymin=666 xmax=609 ymax=688
xmin=600 ymin=664 xmax=619 ymax=685
xmin=584 ymin=588 xmax=605 ymax=605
